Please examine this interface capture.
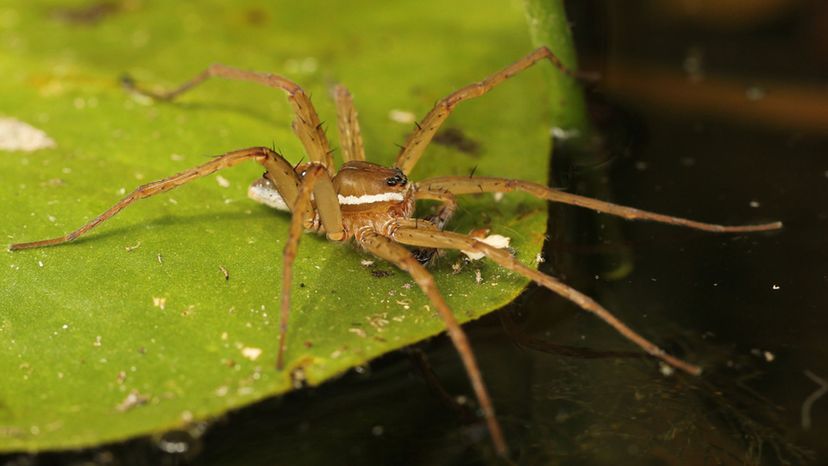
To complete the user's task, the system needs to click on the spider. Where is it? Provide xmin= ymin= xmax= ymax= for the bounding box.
xmin=9 ymin=47 xmax=782 ymax=456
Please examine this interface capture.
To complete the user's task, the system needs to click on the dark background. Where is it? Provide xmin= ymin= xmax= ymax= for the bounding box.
xmin=4 ymin=1 xmax=827 ymax=465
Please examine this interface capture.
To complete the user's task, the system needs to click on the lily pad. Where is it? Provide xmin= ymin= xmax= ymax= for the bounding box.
xmin=0 ymin=0 xmax=583 ymax=452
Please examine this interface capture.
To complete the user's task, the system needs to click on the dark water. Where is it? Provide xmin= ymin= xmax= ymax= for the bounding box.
xmin=5 ymin=2 xmax=827 ymax=465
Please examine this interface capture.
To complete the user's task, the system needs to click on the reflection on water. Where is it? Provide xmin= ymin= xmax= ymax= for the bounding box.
xmin=527 ymin=2 xmax=826 ymax=464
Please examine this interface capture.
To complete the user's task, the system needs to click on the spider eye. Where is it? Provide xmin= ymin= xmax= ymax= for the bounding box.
xmin=386 ymin=172 xmax=407 ymax=187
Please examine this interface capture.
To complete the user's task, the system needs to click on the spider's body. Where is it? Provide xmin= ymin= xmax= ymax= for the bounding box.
xmin=10 ymin=47 xmax=782 ymax=457
xmin=249 ymin=160 xmax=416 ymax=241
xmin=329 ymin=161 xmax=416 ymax=241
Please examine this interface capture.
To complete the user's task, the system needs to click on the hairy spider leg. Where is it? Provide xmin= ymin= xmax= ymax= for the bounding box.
xmin=394 ymin=46 xmax=590 ymax=175
xmin=417 ymin=176 xmax=783 ymax=232
xmin=8 ymin=147 xmax=300 ymax=251
xmin=123 ymin=64 xmax=335 ymax=173
xmin=277 ymin=164 xmax=345 ymax=370
xmin=332 ymin=84 xmax=366 ymax=163
xmin=391 ymin=227 xmax=702 ymax=376
xmin=359 ymin=232 xmax=507 ymax=456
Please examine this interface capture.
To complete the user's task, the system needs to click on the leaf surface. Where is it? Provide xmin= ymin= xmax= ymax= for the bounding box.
xmin=0 ymin=0 xmax=581 ymax=451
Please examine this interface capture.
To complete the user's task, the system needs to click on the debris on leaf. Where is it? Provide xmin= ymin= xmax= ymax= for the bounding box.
xmin=388 ymin=109 xmax=416 ymax=124
xmin=462 ymin=234 xmax=511 ymax=260
xmin=116 ymin=390 xmax=149 ymax=412
xmin=0 ymin=118 xmax=56 ymax=152
xmin=241 ymin=347 xmax=262 ymax=361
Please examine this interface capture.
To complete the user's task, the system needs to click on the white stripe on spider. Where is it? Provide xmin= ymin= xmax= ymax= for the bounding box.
xmin=337 ymin=192 xmax=405 ymax=205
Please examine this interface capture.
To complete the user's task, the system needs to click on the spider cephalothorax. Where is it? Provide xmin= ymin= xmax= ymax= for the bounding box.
xmin=332 ymin=162 xmax=416 ymax=241
xmin=333 ymin=162 xmax=412 ymax=213
xmin=249 ymin=160 xmax=416 ymax=241
xmin=9 ymin=47 xmax=782 ymax=457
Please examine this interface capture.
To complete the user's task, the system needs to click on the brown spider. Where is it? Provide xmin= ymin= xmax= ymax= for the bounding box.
xmin=9 ymin=47 xmax=782 ymax=456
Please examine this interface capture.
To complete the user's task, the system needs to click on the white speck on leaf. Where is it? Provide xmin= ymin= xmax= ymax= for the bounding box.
xmin=116 ymin=390 xmax=148 ymax=412
xmin=152 ymin=297 xmax=166 ymax=310
xmin=550 ymin=126 xmax=580 ymax=140
xmin=462 ymin=234 xmax=511 ymax=260
xmin=0 ymin=118 xmax=56 ymax=152
xmin=241 ymin=347 xmax=262 ymax=361
xmin=389 ymin=109 xmax=416 ymax=124
xmin=395 ymin=299 xmax=411 ymax=310
xmin=283 ymin=57 xmax=318 ymax=75
xmin=216 ymin=175 xmax=230 ymax=188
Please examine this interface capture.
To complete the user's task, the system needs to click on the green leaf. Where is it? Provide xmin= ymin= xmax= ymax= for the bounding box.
xmin=524 ymin=0 xmax=590 ymax=133
xmin=0 ymin=0 xmax=583 ymax=451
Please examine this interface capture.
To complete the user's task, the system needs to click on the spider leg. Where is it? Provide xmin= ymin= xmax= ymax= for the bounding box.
xmin=394 ymin=46 xmax=588 ymax=175
xmin=358 ymin=232 xmax=507 ymax=456
xmin=332 ymin=84 xmax=366 ymax=162
xmin=391 ymin=227 xmax=704 ymax=376
xmin=414 ymin=188 xmax=458 ymax=231
xmin=9 ymin=147 xmax=298 ymax=251
xmin=409 ymin=189 xmax=458 ymax=264
xmin=417 ymin=176 xmax=783 ymax=232
xmin=123 ymin=64 xmax=334 ymax=173
xmin=277 ymin=164 xmax=344 ymax=370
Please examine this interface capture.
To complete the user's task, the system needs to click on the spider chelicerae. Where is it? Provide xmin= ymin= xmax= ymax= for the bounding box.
xmin=9 ymin=47 xmax=782 ymax=456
